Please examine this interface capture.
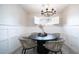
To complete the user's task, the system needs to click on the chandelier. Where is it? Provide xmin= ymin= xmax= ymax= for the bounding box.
xmin=41 ymin=5 xmax=56 ymax=17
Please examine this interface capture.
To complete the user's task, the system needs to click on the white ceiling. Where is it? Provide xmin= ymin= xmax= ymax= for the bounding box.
xmin=21 ymin=4 xmax=68 ymax=14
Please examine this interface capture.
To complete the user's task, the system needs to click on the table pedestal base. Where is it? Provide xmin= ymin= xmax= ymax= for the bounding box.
xmin=37 ymin=40 xmax=49 ymax=54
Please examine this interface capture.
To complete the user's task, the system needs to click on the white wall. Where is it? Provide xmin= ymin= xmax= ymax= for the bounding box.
xmin=61 ymin=5 xmax=79 ymax=53
xmin=0 ymin=5 xmax=27 ymax=53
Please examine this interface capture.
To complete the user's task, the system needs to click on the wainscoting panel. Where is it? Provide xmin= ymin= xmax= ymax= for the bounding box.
xmin=0 ymin=40 xmax=9 ymax=54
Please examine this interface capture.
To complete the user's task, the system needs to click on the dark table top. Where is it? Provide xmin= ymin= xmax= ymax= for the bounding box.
xmin=29 ymin=33 xmax=58 ymax=41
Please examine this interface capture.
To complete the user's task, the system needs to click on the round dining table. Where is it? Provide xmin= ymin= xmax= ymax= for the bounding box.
xmin=29 ymin=33 xmax=59 ymax=54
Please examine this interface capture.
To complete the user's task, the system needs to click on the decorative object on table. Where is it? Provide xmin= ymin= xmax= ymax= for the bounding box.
xmin=19 ymin=37 xmax=37 ymax=54
xmin=38 ymin=25 xmax=47 ymax=37
xmin=43 ymin=38 xmax=64 ymax=54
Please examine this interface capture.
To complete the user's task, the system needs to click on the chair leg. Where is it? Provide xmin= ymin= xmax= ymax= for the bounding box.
xmin=24 ymin=49 xmax=26 ymax=54
xmin=60 ymin=50 xmax=62 ymax=54
xmin=59 ymin=49 xmax=62 ymax=54
xmin=22 ymin=48 xmax=24 ymax=54
xmin=22 ymin=48 xmax=26 ymax=54
xmin=60 ymin=51 xmax=62 ymax=54
xmin=54 ymin=52 xmax=58 ymax=54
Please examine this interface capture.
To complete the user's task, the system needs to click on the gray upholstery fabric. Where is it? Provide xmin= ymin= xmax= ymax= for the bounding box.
xmin=19 ymin=37 xmax=37 ymax=49
xmin=44 ymin=39 xmax=64 ymax=51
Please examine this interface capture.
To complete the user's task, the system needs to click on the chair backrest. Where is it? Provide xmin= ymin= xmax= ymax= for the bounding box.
xmin=19 ymin=38 xmax=37 ymax=49
xmin=20 ymin=39 xmax=28 ymax=48
xmin=31 ymin=32 xmax=37 ymax=35
xmin=53 ymin=33 xmax=60 ymax=38
xmin=44 ymin=39 xmax=64 ymax=51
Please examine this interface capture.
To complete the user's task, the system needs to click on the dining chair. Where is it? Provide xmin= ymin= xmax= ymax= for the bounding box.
xmin=19 ymin=37 xmax=37 ymax=54
xmin=43 ymin=39 xmax=64 ymax=54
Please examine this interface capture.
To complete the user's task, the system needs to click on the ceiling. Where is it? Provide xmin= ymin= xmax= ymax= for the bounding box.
xmin=21 ymin=4 xmax=68 ymax=14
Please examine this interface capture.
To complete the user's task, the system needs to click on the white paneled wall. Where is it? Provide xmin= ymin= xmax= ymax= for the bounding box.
xmin=61 ymin=5 xmax=79 ymax=53
xmin=0 ymin=5 xmax=27 ymax=53
xmin=7 ymin=26 xmax=24 ymax=53
xmin=0 ymin=26 xmax=8 ymax=41
xmin=0 ymin=40 xmax=9 ymax=53
xmin=0 ymin=26 xmax=9 ymax=53
xmin=63 ymin=26 xmax=79 ymax=53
